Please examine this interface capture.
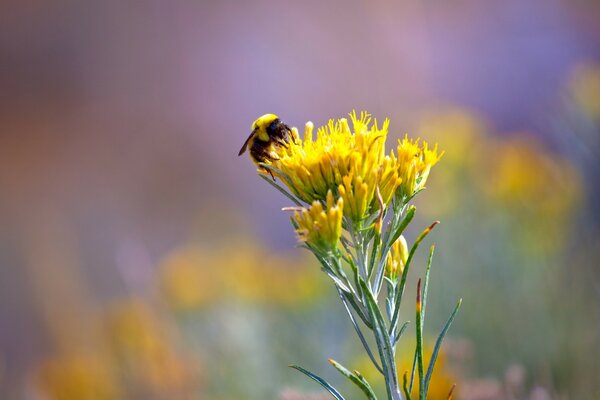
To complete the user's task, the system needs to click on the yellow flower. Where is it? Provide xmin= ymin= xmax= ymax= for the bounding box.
xmin=351 ymin=341 xmax=456 ymax=400
xmin=270 ymin=112 xmax=442 ymax=216
xmin=159 ymin=247 xmax=220 ymax=310
xmin=293 ymin=191 xmax=343 ymax=252
xmin=413 ymin=107 xmax=488 ymax=217
xmin=259 ymin=111 xmax=442 ymax=224
xmin=36 ymin=353 xmax=120 ymax=400
xmin=338 ymin=172 xmax=373 ymax=223
xmin=271 ymin=111 xmax=390 ymax=205
xmin=483 ymin=135 xmax=582 ymax=255
xmin=104 ymin=299 xmax=197 ymax=395
xmin=397 ymin=342 xmax=456 ymax=400
xmin=396 ymin=135 xmax=443 ymax=199
xmin=385 ymin=235 xmax=409 ymax=280
xmin=377 ymin=152 xmax=404 ymax=206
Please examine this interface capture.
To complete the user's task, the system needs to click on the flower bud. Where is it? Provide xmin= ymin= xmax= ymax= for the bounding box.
xmin=385 ymin=235 xmax=409 ymax=280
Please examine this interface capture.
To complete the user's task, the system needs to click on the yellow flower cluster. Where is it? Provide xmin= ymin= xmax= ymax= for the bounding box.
xmin=268 ymin=111 xmax=443 ymax=225
xmin=273 ymin=111 xmax=388 ymax=204
xmin=159 ymin=242 xmax=325 ymax=309
xmin=36 ymin=353 xmax=119 ymax=400
xmin=396 ymin=135 xmax=444 ymax=199
xmin=35 ymin=298 xmax=200 ymax=400
xmin=292 ymin=191 xmax=344 ymax=252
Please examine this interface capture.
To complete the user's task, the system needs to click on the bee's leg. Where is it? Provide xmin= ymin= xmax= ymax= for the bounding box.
xmin=263 ymin=150 xmax=280 ymax=162
xmin=282 ymin=125 xmax=296 ymax=144
xmin=275 ymin=138 xmax=288 ymax=148
xmin=260 ymin=162 xmax=277 ymax=180
xmin=259 ymin=151 xmax=279 ymax=181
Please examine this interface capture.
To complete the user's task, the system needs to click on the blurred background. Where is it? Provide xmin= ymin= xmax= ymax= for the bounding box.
xmin=1 ymin=1 xmax=599 ymax=399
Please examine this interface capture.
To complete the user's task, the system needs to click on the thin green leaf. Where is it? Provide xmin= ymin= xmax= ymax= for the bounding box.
xmin=383 ymin=276 xmax=395 ymax=288
xmin=415 ymin=246 xmax=434 ymax=398
xmin=374 ymin=207 xmax=416 ymax=295
xmin=258 ymin=174 xmax=303 ymax=206
xmin=349 ymin=255 xmax=364 ymax=301
xmin=343 ymin=291 xmax=373 ymax=329
xmin=337 ymin=288 xmax=381 ymax=372
xmin=408 ymin=350 xmax=417 ymax=394
xmin=390 ymin=221 xmax=439 ymax=336
xmin=300 ymin=240 xmax=328 ymax=262
xmin=326 ymin=271 xmax=353 ymax=294
xmin=329 ymin=359 xmax=378 ymax=400
xmin=291 ymin=216 xmax=299 ymax=229
xmin=387 ymin=206 xmax=416 ymax=250
xmin=393 ymin=321 xmax=410 ymax=345
xmin=355 ymin=370 xmax=379 ymax=399
xmin=386 ymin=297 xmax=393 ymax=320
xmin=289 ymin=365 xmax=346 ymax=400
xmin=415 ymin=279 xmax=424 ymax=400
xmin=421 ymin=245 xmax=435 ymax=323
xmin=367 ymin=234 xmax=381 ymax=281
xmin=402 ymin=370 xmax=413 ymax=400
xmin=304 ymin=245 xmax=336 ymax=275
xmin=258 ymin=162 xmax=311 ymax=202
xmin=341 ymin=236 xmax=357 ymax=263
xmin=359 ymin=279 xmax=402 ymax=400
xmin=423 ymin=299 xmax=462 ymax=398
xmin=332 ymin=254 xmax=353 ymax=286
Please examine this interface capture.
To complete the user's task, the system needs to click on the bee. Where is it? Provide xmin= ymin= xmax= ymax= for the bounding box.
xmin=238 ymin=114 xmax=295 ymax=178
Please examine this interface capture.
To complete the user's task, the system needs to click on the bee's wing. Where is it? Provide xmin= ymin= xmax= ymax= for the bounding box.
xmin=238 ymin=131 xmax=255 ymax=156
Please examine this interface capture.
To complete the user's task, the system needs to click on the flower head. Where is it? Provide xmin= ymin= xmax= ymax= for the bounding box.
xmin=292 ymin=191 xmax=343 ymax=253
xmin=396 ymin=136 xmax=443 ymax=199
xmin=270 ymin=111 xmax=389 ymax=206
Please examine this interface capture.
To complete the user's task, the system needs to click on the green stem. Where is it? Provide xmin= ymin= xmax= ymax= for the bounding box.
xmin=349 ymin=223 xmax=368 ymax=282
xmin=360 ymin=279 xmax=403 ymax=400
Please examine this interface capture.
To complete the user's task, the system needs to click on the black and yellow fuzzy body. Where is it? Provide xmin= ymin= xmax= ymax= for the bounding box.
xmin=238 ymin=114 xmax=294 ymax=178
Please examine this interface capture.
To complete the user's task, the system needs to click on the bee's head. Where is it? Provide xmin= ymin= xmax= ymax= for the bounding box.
xmin=252 ymin=113 xmax=279 ymax=141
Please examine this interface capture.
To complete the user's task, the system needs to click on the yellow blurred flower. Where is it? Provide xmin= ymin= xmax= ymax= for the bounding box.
xmin=397 ymin=343 xmax=455 ymax=400
xmin=485 ymin=136 xmax=581 ymax=212
xmin=484 ymin=135 xmax=582 ymax=254
xmin=414 ymin=108 xmax=489 ymax=217
xmin=104 ymin=299 xmax=198 ymax=396
xmin=35 ymin=352 xmax=120 ymax=400
xmin=159 ymin=240 xmax=325 ymax=309
xmin=222 ymin=242 xmax=324 ymax=305
xmin=292 ymin=191 xmax=344 ymax=252
xmin=351 ymin=342 xmax=456 ymax=400
xmin=105 ymin=300 xmax=166 ymax=358
xmin=568 ymin=62 xmax=600 ymax=121
xmin=159 ymin=247 xmax=221 ymax=310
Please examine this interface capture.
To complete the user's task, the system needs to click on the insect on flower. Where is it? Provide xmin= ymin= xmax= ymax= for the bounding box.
xmin=238 ymin=113 xmax=295 ymax=179
xmin=241 ymin=111 xmax=459 ymax=400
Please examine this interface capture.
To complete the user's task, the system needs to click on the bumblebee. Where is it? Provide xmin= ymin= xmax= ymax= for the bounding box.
xmin=238 ymin=114 xmax=294 ymax=177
